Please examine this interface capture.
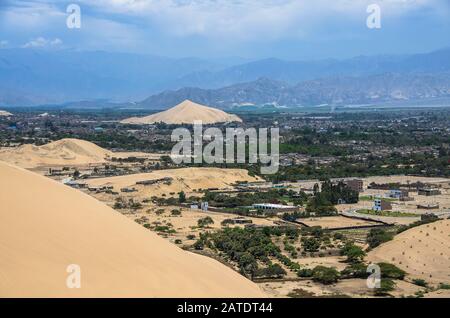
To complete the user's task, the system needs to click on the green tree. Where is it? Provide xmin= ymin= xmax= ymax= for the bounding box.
xmin=312 ymin=266 xmax=340 ymax=285
xmin=340 ymin=243 xmax=366 ymax=263
xmin=178 ymin=191 xmax=186 ymax=203
xmin=198 ymin=216 xmax=214 ymax=228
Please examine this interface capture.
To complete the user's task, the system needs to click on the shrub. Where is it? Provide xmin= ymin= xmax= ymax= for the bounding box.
xmin=375 ymin=279 xmax=396 ymax=296
xmin=193 ymin=240 xmax=204 ymax=250
xmin=378 ymin=262 xmax=406 ymax=280
xmin=297 ymin=268 xmax=313 ymax=278
xmin=174 ymin=239 xmax=182 ymax=244
xmin=198 ymin=216 xmax=214 ymax=228
xmin=412 ymin=279 xmax=428 ymax=287
xmin=340 ymin=242 xmax=366 ymax=263
xmin=255 ymin=264 xmax=287 ymax=279
xmin=171 ymin=209 xmax=182 ymax=216
xmin=311 ymin=266 xmax=340 ymax=285
xmin=333 ymin=232 xmax=345 ymax=241
xmin=367 ymin=228 xmax=394 ymax=248
xmin=301 ymin=237 xmax=321 ymax=252
xmin=341 ymin=263 xmax=369 ymax=278
xmin=155 ymin=209 xmax=165 ymax=215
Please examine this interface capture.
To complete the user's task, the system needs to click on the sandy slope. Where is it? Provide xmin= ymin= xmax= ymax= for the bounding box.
xmin=121 ymin=100 xmax=242 ymax=125
xmin=0 ymin=138 xmax=113 ymax=168
xmin=368 ymin=220 xmax=450 ymax=285
xmin=0 ymin=162 xmax=265 ymax=297
xmin=0 ymin=110 xmax=13 ymax=117
xmin=85 ymin=167 xmax=261 ymax=197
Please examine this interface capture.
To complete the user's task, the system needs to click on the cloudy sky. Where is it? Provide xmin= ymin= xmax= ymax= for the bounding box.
xmin=0 ymin=0 xmax=449 ymax=59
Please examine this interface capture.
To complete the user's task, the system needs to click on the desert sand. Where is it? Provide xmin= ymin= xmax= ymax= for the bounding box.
xmin=0 ymin=110 xmax=13 ymax=117
xmin=121 ymin=100 xmax=242 ymax=125
xmin=368 ymin=219 xmax=450 ymax=285
xmin=0 ymin=161 xmax=265 ymax=297
xmin=85 ymin=167 xmax=261 ymax=197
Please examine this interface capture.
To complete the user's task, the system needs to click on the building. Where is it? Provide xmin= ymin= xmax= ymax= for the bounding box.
xmin=417 ymin=203 xmax=439 ymax=210
xmin=418 ymin=188 xmax=441 ymax=196
xmin=344 ymin=179 xmax=364 ymax=193
xmin=61 ymin=178 xmax=80 ymax=188
xmin=222 ymin=217 xmax=253 ymax=225
xmin=388 ymin=189 xmax=409 ymax=199
xmin=252 ymin=203 xmax=298 ymax=213
xmin=201 ymin=202 xmax=209 ymax=212
xmin=372 ymin=198 xmax=392 ymax=212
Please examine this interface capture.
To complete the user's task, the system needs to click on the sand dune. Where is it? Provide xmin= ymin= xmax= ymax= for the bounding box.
xmin=121 ymin=100 xmax=242 ymax=125
xmin=368 ymin=220 xmax=450 ymax=285
xmin=0 ymin=161 xmax=265 ymax=297
xmin=0 ymin=110 xmax=13 ymax=117
xmin=0 ymin=138 xmax=113 ymax=168
xmin=85 ymin=167 xmax=261 ymax=197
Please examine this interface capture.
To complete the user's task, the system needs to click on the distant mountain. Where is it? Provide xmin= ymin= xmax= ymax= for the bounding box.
xmin=1 ymin=47 xmax=449 ymax=107
xmin=139 ymin=73 xmax=450 ymax=109
xmin=171 ymin=48 xmax=450 ymax=89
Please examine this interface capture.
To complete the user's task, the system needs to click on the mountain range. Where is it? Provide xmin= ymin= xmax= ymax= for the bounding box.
xmin=140 ymin=73 xmax=450 ymax=109
xmin=0 ymin=48 xmax=449 ymax=107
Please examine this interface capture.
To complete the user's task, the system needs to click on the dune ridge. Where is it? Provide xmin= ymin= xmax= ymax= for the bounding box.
xmin=0 ymin=138 xmax=113 ymax=168
xmin=121 ymin=100 xmax=242 ymax=125
xmin=368 ymin=220 xmax=450 ymax=284
xmin=0 ymin=161 xmax=265 ymax=297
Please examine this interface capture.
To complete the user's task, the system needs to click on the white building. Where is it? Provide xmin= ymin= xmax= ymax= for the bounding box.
xmin=252 ymin=203 xmax=293 ymax=211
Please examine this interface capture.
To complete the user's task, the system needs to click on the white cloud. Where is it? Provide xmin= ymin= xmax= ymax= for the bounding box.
xmin=78 ymin=0 xmax=448 ymax=40
xmin=22 ymin=37 xmax=63 ymax=48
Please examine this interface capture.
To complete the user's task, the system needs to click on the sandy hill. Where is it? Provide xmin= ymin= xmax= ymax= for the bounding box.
xmin=121 ymin=100 xmax=242 ymax=125
xmin=0 ymin=110 xmax=13 ymax=117
xmin=86 ymin=167 xmax=261 ymax=197
xmin=0 ymin=138 xmax=113 ymax=168
xmin=368 ymin=220 xmax=450 ymax=285
xmin=0 ymin=161 xmax=264 ymax=297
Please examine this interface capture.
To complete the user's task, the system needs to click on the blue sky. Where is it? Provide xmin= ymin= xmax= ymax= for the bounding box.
xmin=0 ymin=0 xmax=449 ymax=59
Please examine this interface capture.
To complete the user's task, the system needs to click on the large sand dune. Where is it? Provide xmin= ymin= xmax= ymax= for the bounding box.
xmin=86 ymin=167 xmax=261 ymax=197
xmin=368 ymin=220 xmax=450 ymax=285
xmin=0 ymin=162 xmax=264 ymax=297
xmin=0 ymin=138 xmax=113 ymax=168
xmin=121 ymin=100 xmax=242 ymax=125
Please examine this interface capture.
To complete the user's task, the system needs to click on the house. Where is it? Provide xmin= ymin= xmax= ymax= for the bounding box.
xmin=344 ymin=179 xmax=364 ymax=193
xmin=252 ymin=203 xmax=298 ymax=213
xmin=417 ymin=203 xmax=439 ymax=209
xmin=201 ymin=202 xmax=209 ymax=212
xmin=61 ymin=178 xmax=80 ymax=188
xmin=388 ymin=189 xmax=409 ymax=199
xmin=418 ymin=188 xmax=441 ymax=196
xmin=372 ymin=198 xmax=392 ymax=212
